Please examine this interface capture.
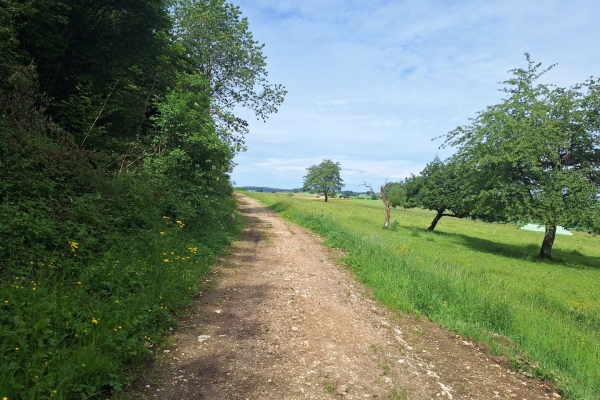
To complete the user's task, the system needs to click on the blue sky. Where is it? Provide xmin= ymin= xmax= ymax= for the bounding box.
xmin=230 ymin=0 xmax=600 ymax=191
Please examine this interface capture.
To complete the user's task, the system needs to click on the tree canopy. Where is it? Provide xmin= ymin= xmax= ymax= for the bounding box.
xmin=443 ymin=54 xmax=600 ymax=257
xmin=302 ymin=159 xmax=344 ymax=202
xmin=405 ymin=157 xmax=471 ymax=231
xmin=171 ymin=0 xmax=287 ymax=152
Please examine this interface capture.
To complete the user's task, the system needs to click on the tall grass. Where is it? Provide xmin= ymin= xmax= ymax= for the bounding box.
xmin=0 ymin=210 xmax=241 ymax=400
xmin=247 ymin=192 xmax=600 ymax=399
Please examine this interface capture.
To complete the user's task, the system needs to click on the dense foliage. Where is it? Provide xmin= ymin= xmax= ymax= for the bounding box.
xmin=0 ymin=0 xmax=283 ymax=398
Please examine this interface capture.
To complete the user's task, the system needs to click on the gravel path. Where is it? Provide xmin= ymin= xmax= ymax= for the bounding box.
xmin=127 ymin=194 xmax=558 ymax=399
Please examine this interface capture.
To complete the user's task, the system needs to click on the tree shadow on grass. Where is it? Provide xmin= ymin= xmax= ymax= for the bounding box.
xmin=431 ymin=229 xmax=600 ymax=270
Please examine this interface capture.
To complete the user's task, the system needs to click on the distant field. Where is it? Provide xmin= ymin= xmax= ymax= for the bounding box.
xmin=242 ymin=191 xmax=600 ymax=399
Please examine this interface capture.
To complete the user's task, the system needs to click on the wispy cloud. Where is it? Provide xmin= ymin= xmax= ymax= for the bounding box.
xmin=232 ymin=0 xmax=600 ymax=190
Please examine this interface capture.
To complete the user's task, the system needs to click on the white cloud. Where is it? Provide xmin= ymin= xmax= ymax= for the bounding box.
xmin=231 ymin=0 xmax=600 ymax=190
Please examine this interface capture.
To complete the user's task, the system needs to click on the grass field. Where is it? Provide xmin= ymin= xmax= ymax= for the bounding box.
xmin=243 ymin=191 xmax=600 ymax=399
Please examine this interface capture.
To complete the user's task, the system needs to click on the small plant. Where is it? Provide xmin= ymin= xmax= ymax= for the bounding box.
xmin=387 ymin=387 xmax=408 ymax=400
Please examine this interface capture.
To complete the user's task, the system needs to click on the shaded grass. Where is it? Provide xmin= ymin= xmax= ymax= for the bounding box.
xmin=246 ymin=192 xmax=600 ymax=399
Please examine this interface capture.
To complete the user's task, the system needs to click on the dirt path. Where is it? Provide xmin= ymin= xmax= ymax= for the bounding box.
xmin=127 ymin=194 xmax=559 ymax=399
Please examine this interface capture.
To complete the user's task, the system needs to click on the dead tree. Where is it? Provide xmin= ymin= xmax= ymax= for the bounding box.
xmin=362 ymin=180 xmax=392 ymax=229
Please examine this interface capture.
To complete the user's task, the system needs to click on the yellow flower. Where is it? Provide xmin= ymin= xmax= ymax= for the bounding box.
xmin=91 ymin=318 xmax=98 ymax=324
xmin=4 ymin=396 xmax=8 ymax=400
xmin=164 ymin=259 xmax=169 ymax=263
xmin=68 ymin=241 xmax=78 ymax=252
xmin=15 ymin=348 xmax=19 ymax=351
xmin=160 ymin=232 xmax=165 ymax=235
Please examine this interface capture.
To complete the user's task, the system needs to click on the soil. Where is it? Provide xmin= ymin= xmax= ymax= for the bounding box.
xmin=126 ymin=194 xmax=560 ymax=400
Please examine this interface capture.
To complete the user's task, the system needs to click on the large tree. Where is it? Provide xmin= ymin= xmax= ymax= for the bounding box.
xmin=302 ymin=159 xmax=344 ymax=202
xmin=405 ymin=157 xmax=471 ymax=231
xmin=444 ymin=55 xmax=600 ymax=258
xmin=171 ymin=0 xmax=287 ymax=152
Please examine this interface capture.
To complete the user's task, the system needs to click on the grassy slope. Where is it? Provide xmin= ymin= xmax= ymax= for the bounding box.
xmin=245 ymin=192 xmax=600 ymax=399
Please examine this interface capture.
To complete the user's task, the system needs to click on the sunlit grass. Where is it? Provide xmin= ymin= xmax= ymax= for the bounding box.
xmin=246 ymin=191 xmax=600 ymax=399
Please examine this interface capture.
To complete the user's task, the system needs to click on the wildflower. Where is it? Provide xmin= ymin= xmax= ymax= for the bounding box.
xmin=160 ymin=232 xmax=165 ymax=235
xmin=15 ymin=348 xmax=19 ymax=351
xmin=68 ymin=241 xmax=78 ymax=252
xmin=77 ymin=282 xmax=82 ymax=285
xmin=115 ymin=300 xmax=119 ymax=303
xmin=91 ymin=318 xmax=98 ymax=324
xmin=164 ymin=259 xmax=169 ymax=263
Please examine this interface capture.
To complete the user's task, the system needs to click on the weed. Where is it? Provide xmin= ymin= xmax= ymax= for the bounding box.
xmin=387 ymin=387 xmax=408 ymax=399
xmin=324 ymin=384 xmax=337 ymax=394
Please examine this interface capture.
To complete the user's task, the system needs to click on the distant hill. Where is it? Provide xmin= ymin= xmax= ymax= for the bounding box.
xmin=237 ymin=186 xmax=302 ymax=193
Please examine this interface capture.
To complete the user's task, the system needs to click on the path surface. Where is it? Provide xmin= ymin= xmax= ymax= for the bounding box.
xmin=128 ymin=194 xmax=558 ymax=399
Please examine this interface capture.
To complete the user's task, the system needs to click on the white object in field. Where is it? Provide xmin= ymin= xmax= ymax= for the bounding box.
xmin=520 ymin=224 xmax=572 ymax=236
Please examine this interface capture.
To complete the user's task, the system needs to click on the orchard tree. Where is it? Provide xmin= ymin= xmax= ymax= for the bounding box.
xmin=405 ymin=157 xmax=471 ymax=231
xmin=444 ymin=54 xmax=600 ymax=258
xmin=302 ymin=159 xmax=344 ymax=202
xmin=386 ymin=181 xmax=407 ymax=208
xmin=172 ymin=0 xmax=287 ymax=153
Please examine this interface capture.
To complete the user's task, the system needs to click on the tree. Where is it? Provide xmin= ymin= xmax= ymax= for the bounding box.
xmin=443 ymin=54 xmax=600 ymax=258
xmin=302 ymin=159 xmax=344 ymax=202
xmin=361 ymin=180 xmax=397 ymax=229
xmin=405 ymin=157 xmax=471 ymax=231
xmin=172 ymin=0 xmax=287 ymax=153
xmin=386 ymin=182 xmax=407 ymax=208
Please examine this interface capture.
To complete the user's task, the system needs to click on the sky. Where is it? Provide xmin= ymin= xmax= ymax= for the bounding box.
xmin=229 ymin=0 xmax=600 ymax=192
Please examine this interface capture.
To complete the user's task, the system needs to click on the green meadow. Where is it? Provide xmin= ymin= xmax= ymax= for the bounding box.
xmin=245 ymin=192 xmax=600 ymax=399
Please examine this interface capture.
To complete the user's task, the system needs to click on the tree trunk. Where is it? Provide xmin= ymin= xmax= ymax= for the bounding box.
xmin=324 ymin=191 xmax=328 ymax=202
xmin=383 ymin=203 xmax=391 ymax=229
xmin=539 ymin=225 xmax=556 ymax=258
xmin=428 ymin=208 xmax=445 ymax=231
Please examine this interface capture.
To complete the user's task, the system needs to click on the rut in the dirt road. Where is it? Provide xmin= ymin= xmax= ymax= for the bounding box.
xmin=127 ymin=194 xmax=558 ymax=400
